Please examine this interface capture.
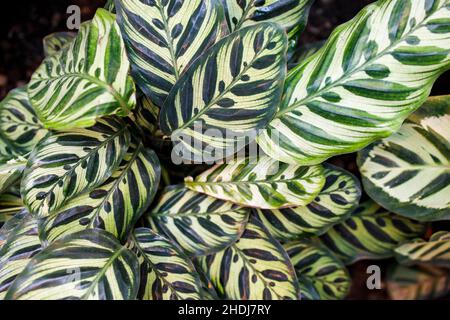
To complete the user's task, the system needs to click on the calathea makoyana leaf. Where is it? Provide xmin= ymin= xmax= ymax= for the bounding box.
xmin=146 ymin=186 xmax=250 ymax=257
xmin=320 ymin=200 xmax=426 ymax=265
xmin=358 ymin=95 xmax=450 ymax=222
xmin=134 ymin=95 xmax=159 ymax=136
xmin=255 ymin=164 xmax=361 ymax=241
xmin=185 ymin=156 xmax=325 ymax=209
xmin=0 ymin=210 xmax=28 ymax=244
xmin=0 ymin=159 xmax=26 ymax=194
xmin=40 ymin=140 xmax=161 ymax=242
xmin=222 ymin=0 xmax=314 ymax=38
xmin=0 ymin=87 xmax=48 ymax=161
xmin=387 ymin=264 xmax=450 ymax=300
xmin=0 ymin=214 xmax=42 ymax=299
xmin=128 ymin=228 xmax=203 ymax=300
xmin=395 ymin=231 xmax=450 ymax=267
xmin=285 ymin=240 xmax=351 ymax=300
xmin=258 ymin=0 xmax=450 ymax=165
xmin=43 ymin=32 xmax=76 ymax=57
xmin=0 ymin=189 xmax=23 ymax=223
xmin=21 ymin=117 xmax=130 ymax=218
xmin=5 ymin=229 xmax=139 ymax=300
xmin=115 ymin=0 xmax=228 ymax=107
xmin=28 ymin=9 xmax=136 ymax=130
xmin=160 ymin=23 xmax=287 ymax=163
xmin=198 ymin=216 xmax=300 ymax=300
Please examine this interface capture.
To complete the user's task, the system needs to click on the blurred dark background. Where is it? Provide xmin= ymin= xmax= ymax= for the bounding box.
xmin=0 ymin=0 xmax=448 ymax=300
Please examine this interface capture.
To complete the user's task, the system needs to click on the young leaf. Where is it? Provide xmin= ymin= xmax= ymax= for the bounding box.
xmin=285 ymin=240 xmax=351 ymax=300
xmin=115 ymin=0 xmax=228 ymax=107
xmin=395 ymin=231 xmax=450 ymax=267
xmin=0 ymin=160 xmax=26 ymax=194
xmin=255 ymin=164 xmax=361 ymax=241
xmin=185 ymin=156 xmax=325 ymax=209
xmin=159 ymin=23 xmax=287 ymax=162
xmin=358 ymin=95 xmax=450 ymax=222
xmin=21 ymin=117 xmax=130 ymax=218
xmin=5 ymin=229 xmax=140 ymax=300
xmin=320 ymin=200 xmax=426 ymax=264
xmin=258 ymin=0 xmax=450 ymax=165
xmin=129 ymin=228 xmax=203 ymax=300
xmin=28 ymin=9 xmax=136 ymax=130
xmin=198 ymin=216 xmax=300 ymax=300
xmin=43 ymin=32 xmax=76 ymax=57
xmin=146 ymin=186 xmax=250 ymax=257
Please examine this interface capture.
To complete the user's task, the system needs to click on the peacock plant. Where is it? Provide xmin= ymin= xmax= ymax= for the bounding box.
xmin=0 ymin=0 xmax=449 ymax=300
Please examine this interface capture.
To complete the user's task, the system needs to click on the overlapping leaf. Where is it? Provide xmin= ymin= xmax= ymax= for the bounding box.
xmin=160 ymin=23 xmax=287 ymax=162
xmin=285 ymin=240 xmax=351 ymax=300
xmin=146 ymin=186 xmax=250 ymax=256
xmin=185 ymin=156 xmax=325 ymax=209
xmin=222 ymin=0 xmax=314 ymax=38
xmin=258 ymin=0 xmax=450 ymax=165
xmin=358 ymin=95 xmax=450 ymax=221
xmin=129 ymin=228 xmax=203 ymax=300
xmin=0 ymin=214 xmax=42 ymax=299
xmin=28 ymin=9 xmax=136 ymax=130
xmin=198 ymin=216 xmax=300 ymax=300
xmin=0 ymin=160 xmax=26 ymax=194
xmin=43 ymin=32 xmax=76 ymax=57
xmin=320 ymin=200 xmax=425 ymax=264
xmin=115 ymin=0 xmax=228 ymax=107
xmin=21 ymin=117 xmax=130 ymax=217
xmin=5 ymin=229 xmax=139 ymax=300
xmin=134 ymin=95 xmax=159 ymax=136
xmin=395 ymin=231 xmax=450 ymax=267
xmin=0 ymin=190 xmax=23 ymax=224
xmin=255 ymin=164 xmax=361 ymax=240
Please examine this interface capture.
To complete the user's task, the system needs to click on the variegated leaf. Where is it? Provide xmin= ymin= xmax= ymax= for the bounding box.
xmin=0 ymin=190 xmax=23 ymax=224
xmin=285 ymin=240 xmax=351 ymax=300
xmin=321 ymin=200 xmax=426 ymax=265
xmin=5 ymin=229 xmax=139 ymax=300
xmin=258 ymin=0 xmax=450 ymax=165
xmin=21 ymin=117 xmax=130 ymax=218
xmin=43 ymin=32 xmax=76 ymax=57
xmin=28 ymin=9 xmax=136 ymax=130
xmin=185 ymin=156 xmax=325 ymax=209
xmin=395 ymin=231 xmax=450 ymax=267
xmin=358 ymin=95 xmax=450 ymax=221
xmin=222 ymin=0 xmax=314 ymax=38
xmin=198 ymin=216 xmax=300 ymax=300
xmin=129 ymin=228 xmax=203 ymax=300
xmin=146 ymin=186 xmax=250 ymax=257
xmin=0 ymin=159 xmax=26 ymax=194
xmin=160 ymin=23 xmax=287 ymax=162
xmin=115 ymin=0 xmax=228 ymax=107
xmin=40 ymin=140 xmax=161 ymax=242
xmin=0 ymin=214 xmax=42 ymax=299
xmin=134 ymin=95 xmax=159 ymax=136
xmin=255 ymin=164 xmax=361 ymax=240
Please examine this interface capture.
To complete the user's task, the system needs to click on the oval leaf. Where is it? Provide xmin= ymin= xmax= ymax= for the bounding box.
xmin=28 ymin=9 xmax=136 ymax=130
xmin=258 ymin=0 xmax=450 ymax=165
xmin=146 ymin=186 xmax=250 ymax=257
xmin=185 ymin=156 xmax=325 ymax=209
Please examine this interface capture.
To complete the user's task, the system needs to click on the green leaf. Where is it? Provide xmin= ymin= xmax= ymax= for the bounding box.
xmin=159 ymin=23 xmax=287 ymax=162
xmin=258 ymin=0 xmax=450 ymax=165
xmin=285 ymin=240 xmax=351 ymax=300
xmin=40 ymin=140 xmax=161 ymax=242
xmin=198 ymin=216 xmax=300 ymax=300
xmin=28 ymin=9 xmax=136 ymax=130
xmin=0 ymin=214 xmax=42 ymax=299
xmin=0 ymin=190 xmax=23 ymax=223
xmin=387 ymin=264 xmax=450 ymax=300
xmin=255 ymin=164 xmax=361 ymax=240
xmin=134 ymin=95 xmax=159 ymax=136
xmin=129 ymin=228 xmax=203 ymax=300
xmin=222 ymin=0 xmax=314 ymax=38
xmin=320 ymin=200 xmax=426 ymax=264
xmin=185 ymin=156 xmax=325 ymax=209
xmin=0 ymin=87 xmax=48 ymax=161
xmin=0 ymin=159 xmax=26 ymax=194
xmin=5 ymin=229 xmax=139 ymax=300
xmin=115 ymin=0 xmax=228 ymax=107
xmin=395 ymin=231 xmax=450 ymax=267
xmin=146 ymin=186 xmax=250 ymax=256
xmin=21 ymin=117 xmax=130 ymax=218
xmin=358 ymin=95 xmax=450 ymax=222
xmin=43 ymin=32 xmax=76 ymax=57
